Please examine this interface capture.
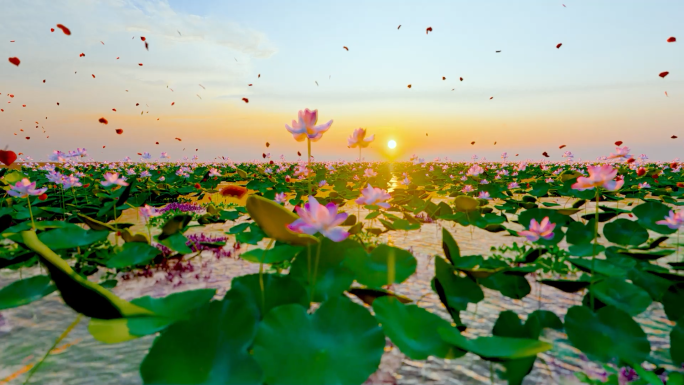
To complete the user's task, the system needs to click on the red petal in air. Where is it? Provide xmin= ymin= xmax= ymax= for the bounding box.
xmin=99 ymin=117 xmax=108 ymax=124
xmin=56 ymin=24 xmax=71 ymax=35
xmin=8 ymin=57 xmax=20 ymax=66
xmin=115 ymin=129 xmax=123 ymax=134
xmin=659 ymin=71 xmax=669 ymax=78
xmin=667 ymin=37 xmax=676 ymax=43
xmin=614 ymin=141 xmax=623 ymax=146
xmin=0 ymin=150 xmax=18 ymax=166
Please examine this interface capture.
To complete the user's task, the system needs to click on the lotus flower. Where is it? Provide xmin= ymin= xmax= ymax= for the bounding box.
xmin=60 ymin=175 xmax=82 ymax=190
xmin=285 ymin=108 xmax=333 ymax=142
xmin=518 ymin=217 xmax=556 ymax=242
xmin=656 ymin=210 xmax=684 ymax=230
xmin=363 ymin=168 xmax=377 ymax=178
xmin=477 ymin=191 xmax=491 ymax=200
xmin=101 ymin=172 xmax=128 ymax=187
xmin=572 ymin=165 xmax=624 ymax=191
xmin=208 ymin=168 xmax=221 ymax=177
xmin=356 ymin=184 xmax=391 ymax=208
xmin=608 ymin=146 xmax=632 ymax=160
xmin=287 ymin=196 xmax=349 ymax=242
xmin=347 ymin=128 xmax=375 ymax=148
xmin=139 ymin=204 xmax=159 ymax=222
xmin=467 ymin=164 xmax=484 ymax=176
xmin=274 ymin=192 xmax=287 ymax=204
xmin=9 ymin=178 xmax=47 ymax=198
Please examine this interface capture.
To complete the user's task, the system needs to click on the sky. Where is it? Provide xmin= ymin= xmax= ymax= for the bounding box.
xmin=1 ymin=0 xmax=683 ymax=162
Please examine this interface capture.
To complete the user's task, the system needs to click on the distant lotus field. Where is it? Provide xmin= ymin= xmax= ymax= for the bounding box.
xmin=1 ymin=147 xmax=684 ymax=384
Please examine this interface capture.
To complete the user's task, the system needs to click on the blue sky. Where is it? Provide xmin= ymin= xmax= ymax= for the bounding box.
xmin=1 ymin=0 xmax=683 ymax=161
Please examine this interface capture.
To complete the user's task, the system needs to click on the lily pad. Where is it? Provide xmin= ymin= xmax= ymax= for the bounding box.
xmin=564 ymin=305 xmax=650 ymax=363
xmin=289 ymin=238 xmax=359 ymax=302
xmin=106 ymin=242 xmax=161 ymax=269
xmin=373 ymin=296 xmax=465 ymax=360
xmin=253 ymin=296 xmax=385 ymax=385
xmin=38 ymin=226 xmax=109 ymax=250
xmin=140 ymin=290 xmax=263 ymax=385
xmin=0 ymin=275 xmax=55 ymax=310
xmin=589 ymin=277 xmax=652 ymax=316
xmin=603 ymin=219 xmax=649 ymax=246
xmin=344 ymin=244 xmax=417 ymax=287
xmin=438 ymin=327 xmax=552 ymax=360
xmin=240 ymin=244 xmax=304 ymax=264
xmin=434 ymin=256 xmax=483 ymax=311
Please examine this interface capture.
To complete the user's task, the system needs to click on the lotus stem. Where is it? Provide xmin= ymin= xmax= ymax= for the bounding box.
xmin=23 ymin=314 xmax=83 ymax=385
xmin=387 ymin=248 xmax=395 ymax=286
xmin=590 ymin=188 xmax=600 ymax=310
xmin=307 ymin=138 xmax=312 ymax=195
xmin=26 ymin=197 xmax=36 ymax=230
xmin=259 ymin=239 xmax=274 ymax=313
xmin=310 ymin=240 xmax=323 ymax=304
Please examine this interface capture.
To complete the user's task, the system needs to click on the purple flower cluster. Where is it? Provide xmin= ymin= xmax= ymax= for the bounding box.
xmin=186 ymin=233 xmax=233 ymax=259
xmin=155 ymin=233 xmax=233 ymax=260
xmin=158 ymin=202 xmax=206 ymax=214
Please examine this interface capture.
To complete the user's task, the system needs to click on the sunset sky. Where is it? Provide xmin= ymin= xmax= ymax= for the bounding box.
xmin=1 ymin=0 xmax=683 ymax=162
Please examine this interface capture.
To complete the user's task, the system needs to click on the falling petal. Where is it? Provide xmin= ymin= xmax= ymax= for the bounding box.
xmin=8 ymin=57 xmax=20 ymax=66
xmin=659 ymin=71 xmax=669 ymax=78
xmin=115 ymin=129 xmax=123 ymax=134
xmin=56 ymin=24 xmax=71 ymax=35
xmin=99 ymin=117 xmax=108 ymax=124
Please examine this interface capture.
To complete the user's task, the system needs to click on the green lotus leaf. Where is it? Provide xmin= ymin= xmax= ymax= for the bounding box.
xmin=0 ymin=275 xmax=55 ymax=310
xmin=373 ymin=296 xmax=465 ymax=360
xmin=253 ymin=296 xmax=385 ymax=385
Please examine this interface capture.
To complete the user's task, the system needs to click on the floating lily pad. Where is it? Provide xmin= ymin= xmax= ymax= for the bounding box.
xmin=373 ymin=296 xmax=465 ymax=360
xmin=253 ymin=296 xmax=385 ymax=385
xmin=0 ymin=275 xmax=55 ymax=310
xmin=564 ymin=305 xmax=650 ymax=363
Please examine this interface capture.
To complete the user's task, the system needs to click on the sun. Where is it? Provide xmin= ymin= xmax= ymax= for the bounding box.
xmin=387 ymin=140 xmax=397 ymax=149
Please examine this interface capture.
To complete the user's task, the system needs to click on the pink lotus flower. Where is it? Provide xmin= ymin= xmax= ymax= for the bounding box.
xmin=356 ymin=184 xmax=391 ymax=208
xmin=467 ymin=164 xmax=484 ymax=176
xmin=461 ymin=185 xmax=474 ymax=193
xmin=638 ymin=182 xmax=650 ymax=189
xmin=294 ymin=164 xmax=313 ymax=179
xmin=571 ymin=165 xmax=624 ymax=191
xmin=347 ymin=128 xmax=375 ymax=148
xmin=274 ymin=192 xmax=287 ymax=204
xmin=363 ymin=168 xmax=377 ymax=178
xmin=139 ymin=204 xmax=159 ymax=223
xmin=287 ymin=196 xmax=349 ymax=242
xmin=477 ymin=191 xmax=491 ymax=200
xmin=608 ymin=146 xmax=632 ymax=160
xmin=208 ymin=168 xmax=221 ymax=177
xmin=656 ymin=210 xmax=684 ymax=230
xmin=518 ymin=217 xmax=556 ymax=242
xmin=101 ymin=172 xmax=129 ymax=187
xmin=8 ymin=178 xmax=47 ymax=198
xmin=285 ymin=108 xmax=333 ymax=142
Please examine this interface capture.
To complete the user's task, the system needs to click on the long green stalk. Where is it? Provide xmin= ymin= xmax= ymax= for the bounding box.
xmin=590 ymin=188 xmax=600 ymax=309
xmin=23 ymin=314 xmax=83 ymax=385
